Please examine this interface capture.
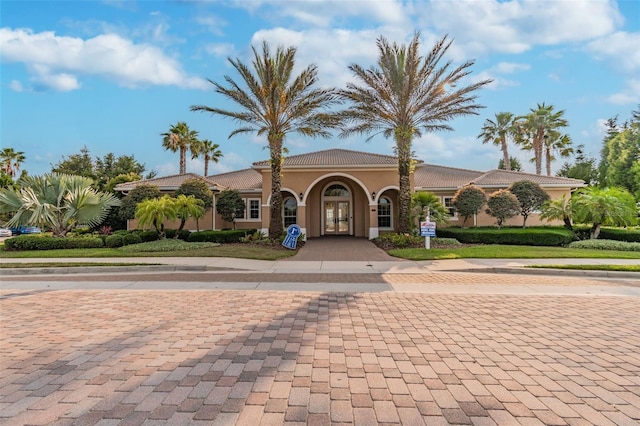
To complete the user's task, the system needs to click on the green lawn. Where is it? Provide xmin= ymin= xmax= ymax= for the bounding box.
xmin=388 ymin=245 xmax=640 ymax=260
xmin=526 ymin=264 xmax=640 ymax=272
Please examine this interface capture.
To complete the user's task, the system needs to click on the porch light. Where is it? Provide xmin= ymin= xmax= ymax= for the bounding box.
xmin=371 ymin=192 xmax=376 ymax=199
xmin=299 ymin=192 xmax=304 ymax=200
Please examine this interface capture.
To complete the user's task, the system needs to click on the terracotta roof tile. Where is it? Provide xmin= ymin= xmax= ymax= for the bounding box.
xmin=252 ymin=149 xmax=414 ymax=167
xmin=414 ymin=164 xmax=484 ymax=189
xmin=207 ymin=168 xmax=262 ymax=190
xmin=471 ymin=169 xmax=586 ymax=187
xmin=114 ymin=173 xmax=221 ymax=192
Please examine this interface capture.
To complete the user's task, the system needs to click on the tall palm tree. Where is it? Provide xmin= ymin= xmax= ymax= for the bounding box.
xmin=194 ymin=139 xmax=223 ymax=176
xmin=543 ymin=131 xmax=573 ymax=176
xmin=191 ymin=41 xmax=342 ymax=237
xmin=515 ymin=103 xmax=569 ymax=175
xmin=161 ymin=122 xmax=199 ymax=174
xmin=0 ymin=148 xmax=26 ymax=178
xmin=340 ymin=33 xmax=491 ymax=233
xmin=478 ymin=112 xmax=516 ymax=171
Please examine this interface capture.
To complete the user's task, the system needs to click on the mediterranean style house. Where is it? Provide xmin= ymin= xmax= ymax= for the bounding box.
xmin=115 ymin=149 xmax=585 ymax=239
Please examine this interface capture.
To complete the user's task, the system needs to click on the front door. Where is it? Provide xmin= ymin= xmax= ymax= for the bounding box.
xmin=324 ymin=201 xmax=350 ymax=235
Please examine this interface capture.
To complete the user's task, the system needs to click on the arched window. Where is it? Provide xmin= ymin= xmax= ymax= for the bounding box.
xmin=283 ymin=197 xmax=297 ymax=227
xmin=378 ymin=197 xmax=392 ymax=229
xmin=324 ymin=184 xmax=349 ymax=197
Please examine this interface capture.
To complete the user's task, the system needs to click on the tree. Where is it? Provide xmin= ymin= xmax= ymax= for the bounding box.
xmin=175 ymin=178 xmax=214 ymax=210
xmin=173 ymin=194 xmax=205 ymax=234
xmin=118 ymin=184 xmax=163 ymax=221
xmin=194 ymin=139 xmax=223 ymax=176
xmin=192 ymin=41 xmax=341 ymax=237
xmin=410 ymin=192 xmax=449 ymax=230
xmin=451 ymin=185 xmax=486 ymax=227
xmin=135 ymin=195 xmax=177 ymax=239
xmin=161 ymin=122 xmax=200 ymax=174
xmin=540 ymin=194 xmax=573 ymax=230
xmin=543 ymin=131 xmax=573 ymax=176
xmin=478 ymin=112 xmax=516 ymax=171
xmin=216 ymin=189 xmax=245 ymax=229
xmin=485 ymin=189 xmax=520 ymax=228
xmin=51 ymin=146 xmax=95 ymax=179
xmin=0 ymin=147 xmax=26 ymax=178
xmin=0 ymin=173 xmax=121 ymax=237
xmin=599 ymin=122 xmax=640 ymax=198
xmin=556 ymin=144 xmax=598 ymax=185
xmin=498 ymin=156 xmax=523 ymax=171
xmin=508 ymin=180 xmax=550 ymax=228
xmin=105 ymin=173 xmax=142 ymax=194
xmin=340 ymin=33 xmax=491 ymax=234
xmin=514 ymin=103 xmax=569 ymax=175
xmin=571 ymin=187 xmax=637 ymax=239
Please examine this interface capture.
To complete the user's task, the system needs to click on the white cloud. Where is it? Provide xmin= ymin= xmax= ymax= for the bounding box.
xmin=607 ymin=78 xmax=640 ymax=105
xmin=472 ymin=62 xmax=531 ymax=90
xmin=587 ymin=31 xmax=640 ymax=74
xmin=204 ymin=42 xmax=236 ymax=57
xmin=9 ymin=80 xmax=23 ymax=92
xmin=0 ymin=27 xmax=208 ymax=91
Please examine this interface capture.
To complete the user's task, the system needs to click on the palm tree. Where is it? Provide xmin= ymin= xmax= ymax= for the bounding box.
xmin=543 ymin=131 xmax=573 ymax=176
xmin=135 ymin=195 xmax=177 ymax=239
xmin=0 ymin=148 xmax=26 ymax=178
xmin=571 ymin=187 xmax=637 ymax=239
xmin=340 ymin=33 xmax=491 ymax=233
xmin=173 ymin=194 xmax=205 ymax=234
xmin=0 ymin=173 xmax=121 ymax=237
xmin=540 ymin=194 xmax=573 ymax=230
xmin=515 ymin=103 xmax=569 ymax=175
xmin=161 ymin=122 xmax=199 ymax=174
xmin=478 ymin=112 xmax=516 ymax=171
xmin=191 ymin=41 xmax=342 ymax=237
xmin=194 ymin=139 xmax=223 ymax=176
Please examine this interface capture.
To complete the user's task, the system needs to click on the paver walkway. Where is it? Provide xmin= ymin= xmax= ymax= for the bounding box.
xmin=1 ymin=287 xmax=639 ymax=425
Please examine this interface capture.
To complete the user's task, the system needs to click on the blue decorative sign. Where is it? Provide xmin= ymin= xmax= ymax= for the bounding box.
xmin=282 ymin=224 xmax=301 ymax=249
xmin=420 ymin=221 xmax=436 ymax=237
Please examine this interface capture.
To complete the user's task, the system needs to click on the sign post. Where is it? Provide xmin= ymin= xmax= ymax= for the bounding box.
xmin=420 ymin=220 xmax=436 ymax=249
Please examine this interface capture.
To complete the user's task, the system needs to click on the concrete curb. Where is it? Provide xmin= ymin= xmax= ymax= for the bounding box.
xmin=457 ymin=267 xmax=640 ymax=280
xmin=0 ymin=265 xmax=211 ymax=276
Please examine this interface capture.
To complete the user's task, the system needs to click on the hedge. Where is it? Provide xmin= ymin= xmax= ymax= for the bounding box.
xmin=436 ymin=227 xmax=575 ymax=246
xmin=4 ymin=236 xmax=105 ymax=251
xmin=165 ymin=229 xmax=191 ymax=241
xmin=598 ymin=228 xmax=640 ymax=243
xmin=568 ymin=239 xmax=640 ymax=252
xmin=188 ymin=229 xmax=255 ymax=244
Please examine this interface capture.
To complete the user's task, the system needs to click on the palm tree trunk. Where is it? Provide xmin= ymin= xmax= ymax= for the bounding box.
xmin=395 ymin=130 xmax=413 ymax=234
xmin=545 ymin=146 xmax=552 ymax=176
xmin=179 ymin=147 xmax=186 ymax=174
xmin=268 ymin=134 xmax=284 ymax=238
xmin=501 ymin=136 xmax=510 ymax=171
xmin=204 ymin=155 xmax=209 ymax=176
xmin=534 ymin=131 xmax=543 ymax=175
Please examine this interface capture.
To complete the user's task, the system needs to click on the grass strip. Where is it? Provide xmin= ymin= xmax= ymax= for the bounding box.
xmin=526 ymin=264 xmax=640 ymax=272
xmin=0 ymin=262 xmax=161 ymax=269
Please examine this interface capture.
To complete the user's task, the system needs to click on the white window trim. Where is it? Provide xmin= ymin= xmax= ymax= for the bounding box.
xmin=236 ymin=197 xmax=262 ymax=222
xmin=377 ymin=196 xmax=393 ymax=230
xmin=282 ymin=196 xmax=298 ymax=227
xmin=442 ymin=196 xmax=459 ymax=220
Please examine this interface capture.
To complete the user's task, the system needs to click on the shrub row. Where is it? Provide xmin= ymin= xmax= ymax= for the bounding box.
xmin=4 ymin=236 xmax=105 ymax=251
xmin=188 ymin=229 xmax=255 ymax=244
xmin=436 ymin=227 xmax=575 ymax=246
xmin=598 ymin=227 xmax=640 ymax=243
xmin=568 ymin=239 xmax=640 ymax=252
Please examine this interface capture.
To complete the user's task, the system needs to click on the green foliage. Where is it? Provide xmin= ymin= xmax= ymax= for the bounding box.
xmin=216 ymin=190 xmax=245 ymax=229
xmin=572 ymin=187 xmax=638 ymax=239
xmin=119 ymin=239 xmax=219 ymax=253
xmin=599 ymin=125 xmax=640 ymax=198
xmin=556 ymin=144 xmax=598 ymax=185
xmin=598 ymin=227 xmax=640 ymax=243
xmin=51 ymin=146 xmax=95 ymax=179
xmin=373 ymin=234 xmax=424 ymax=249
xmin=188 ymin=229 xmax=254 ymax=244
xmin=4 ymin=235 xmax=104 ymax=251
xmin=540 ymin=194 xmax=573 ymax=229
xmin=135 ymin=195 xmax=178 ymax=238
xmin=175 ymin=178 xmax=214 ymax=209
xmin=452 ymin=185 xmax=486 ymax=226
xmin=497 ymin=156 xmax=523 ymax=171
xmin=436 ymin=227 xmax=575 ymax=246
xmin=105 ymin=173 xmax=142 ymax=194
xmin=105 ymin=234 xmax=124 ymax=248
xmin=508 ymin=180 xmax=550 ymax=227
xmin=0 ymin=173 xmax=121 ymax=237
xmin=123 ymin=233 xmax=143 ymax=245
xmin=411 ymin=192 xmax=449 ymax=227
xmin=485 ymin=189 xmax=521 ymax=228
xmin=161 ymin=122 xmax=200 ymax=174
xmin=118 ymin=184 xmax=163 ymax=221
xmin=135 ymin=230 xmax=159 ymax=242
xmin=1 ymin=147 xmax=26 ymax=179
xmin=568 ymin=239 xmax=640 ymax=252
xmin=164 ymin=229 xmax=191 ymax=241
xmin=478 ymin=112 xmax=517 ymax=171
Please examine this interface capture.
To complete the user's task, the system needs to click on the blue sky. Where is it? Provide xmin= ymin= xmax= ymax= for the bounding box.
xmin=2 ymin=0 xmax=639 ymax=178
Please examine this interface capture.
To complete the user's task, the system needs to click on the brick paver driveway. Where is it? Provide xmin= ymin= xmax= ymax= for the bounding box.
xmin=1 ymin=288 xmax=639 ymax=425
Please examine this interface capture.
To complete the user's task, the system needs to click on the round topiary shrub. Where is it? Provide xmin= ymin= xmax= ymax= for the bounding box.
xmin=105 ymin=234 xmax=124 ymax=248
xmin=122 ymin=233 xmax=142 ymax=246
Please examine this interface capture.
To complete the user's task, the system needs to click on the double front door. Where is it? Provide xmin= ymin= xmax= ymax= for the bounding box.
xmin=324 ymin=201 xmax=349 ymax=235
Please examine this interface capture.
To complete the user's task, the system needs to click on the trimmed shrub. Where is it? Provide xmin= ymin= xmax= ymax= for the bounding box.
xmin=4 ymin=236 xmax=104 ymax=251
xmin=133 ymin=230 xmax=159 ymax=242
xmin=598 ymin=228 xmax=640 ymax=243
xmin=436 ymin=227 xmax=575 ymax=246
xmin=374 ymin=234 xmax=423 ymax=249
xmin=568 ymin=239 xmax=640 ymax=252
xmin=105 ymin=234 xmax=124 ymax=248
xmin=122 ymin=233 xmax=143 ymax=246
xmin=165 ymin=229 xmax=191 ymax=241
xmin=188 ymin=229 xmax=254 ymax=244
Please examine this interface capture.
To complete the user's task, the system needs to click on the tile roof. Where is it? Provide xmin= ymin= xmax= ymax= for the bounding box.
xmin=252 ymin=149 xmax=416 ymax=167
xmin=471 ymin=169 xmax=586 ymax=187
xmin=114 ymin=173 xmax=221 ymax=192
xmin=206 ymin=168 xmax=262 ymax=190
xmin=414 ymin=164 xmax=484 ymax=189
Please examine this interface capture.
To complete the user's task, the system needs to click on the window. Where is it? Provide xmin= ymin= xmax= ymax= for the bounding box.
xmin=378 ymin=197 xmax=392 ymax=229
xmin=324 ymin=184 xmax=349 ymax=197
xmin=442 ymin=196 xmax=457 ymax=219
xmin=283 ymin=197 xmax=297 ymax=227
xmin=236 ymin=197 xmax=261 ymax=221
